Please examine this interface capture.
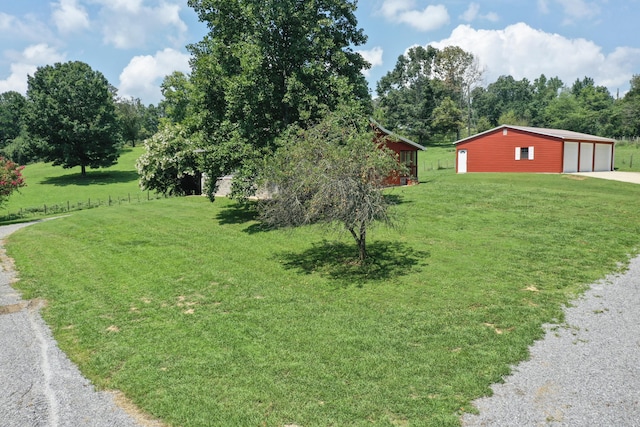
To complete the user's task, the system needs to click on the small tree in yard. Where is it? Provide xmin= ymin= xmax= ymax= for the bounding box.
xmin=0 ymin=157 xmax=25 ymax=204
xmin=259 ymin=107 xmax=403 ymax=263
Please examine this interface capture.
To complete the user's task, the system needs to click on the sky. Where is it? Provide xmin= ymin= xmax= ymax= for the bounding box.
xmin=1 ymin=0 xmax=639 ymax=106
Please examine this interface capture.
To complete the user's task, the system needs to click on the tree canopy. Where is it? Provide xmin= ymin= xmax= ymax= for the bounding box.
xmin=26 ymin=61 xmax=121 ymax=175
xmin=187 ymin=0 xmax=371 ymax=198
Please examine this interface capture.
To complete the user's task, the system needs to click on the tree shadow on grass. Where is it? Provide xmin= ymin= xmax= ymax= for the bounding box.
xmin=278 ymin=240 xmax=430 ymax=286
xmin=40 ymin=170 xmax=139 ymax=186
xmin=214 ymin=201 xmax=268 ymax=234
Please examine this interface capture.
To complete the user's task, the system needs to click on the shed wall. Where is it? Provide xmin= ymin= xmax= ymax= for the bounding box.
xmin=456 ymin=128 xmax=563 ymax=173
xmin=381 ymin=139 xmax=420 ymax=185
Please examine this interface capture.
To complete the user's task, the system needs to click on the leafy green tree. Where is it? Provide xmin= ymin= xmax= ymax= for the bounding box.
xmin=0 ymin=91 xmax=27 ymax=147
xmin=159 ymin=71 xmax=195 ymax=125
xmin=136 ymin=123 xmax=203 ymax=196
xmin=498 ymin=110 xmax=529 ymax=126
xmin=474 ymin=75 xmax=533 ymax=126
xmin=187 ymin=0 xmax=371 ymax=199
xmin=259 ymin=105 xmax=401 ymax=262
xmin=26 ymin=61 xmax=121 ymax=175
xmin=431 ymin=97 xmax=464 ymax=141
xmin=376 ymin=46 xmax=438 ymax=145
xmin=529 ymin=74 xmax=563 ymax=127
xmin=614 ymin=75 xmax=640 ymax=138
xmin=115 ymin=97 xmax=145 ymax=147
xmin=433 ymin=46 xmax=483 ymax=136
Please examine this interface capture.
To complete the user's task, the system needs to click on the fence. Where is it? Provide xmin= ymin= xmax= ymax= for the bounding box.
xmin=1 ymin=191 xmax=170 ymax=222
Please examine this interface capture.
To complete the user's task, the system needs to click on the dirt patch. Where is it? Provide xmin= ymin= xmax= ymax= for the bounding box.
xmin=0 ymin=299 xmax=46 ymax=316
xmin=111 ymin=391 xmax=167 ymax=427
xmin=0 ymin=301 xmax=28 ymax=315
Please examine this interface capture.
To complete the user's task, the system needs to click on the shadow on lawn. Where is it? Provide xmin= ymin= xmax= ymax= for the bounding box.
xmin=278 ymin=240 xmax=430 ymax=286
xmin=215 ymin=201 xmax=268 ymax=234
xmin=40 ymin=170 xmax=139 ymax=186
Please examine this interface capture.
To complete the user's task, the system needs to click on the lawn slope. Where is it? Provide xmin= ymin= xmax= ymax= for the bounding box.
xmin=6 ymin=171 xmax=640 ymax=426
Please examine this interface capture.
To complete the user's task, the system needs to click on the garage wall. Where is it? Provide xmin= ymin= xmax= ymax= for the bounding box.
xmin=455 ymin=128 xmax=563 ymax=173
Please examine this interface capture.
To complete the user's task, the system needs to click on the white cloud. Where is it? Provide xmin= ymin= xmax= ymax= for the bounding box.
xmin=430 ymin=23 xmax=640 ymax=94
xmin=460 ymin=3 xmax=499 ymax=23
xmin=556 ymin=0 xmax=600 ymax=22
xmin=0 ymin=44 xmax=66 ymax=94
xmin=52 ymin=0 xmax=90 ymax=34
xmin=537 ymin=0 xmax=599 ymax=24
xmin=357 ymin=47 xmax=384 ymax=76
xmin=379 ymin=1 xmax=450 ymax=32
xmin=0 ymin=12 xmax=55 ymax=44
xmin=118 ymin=48 xmax=191 ymax=104
xmin=538 ymin=0 xmax=550 ymax=13
xmin=95 ymin=0 xmax=188 ymax=49
xmin=460 ymin=3 xmax=480 ymax=22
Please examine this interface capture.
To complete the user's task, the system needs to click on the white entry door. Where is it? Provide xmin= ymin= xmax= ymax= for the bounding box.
xmin=458 ymin=150 xmax=467 ymax=173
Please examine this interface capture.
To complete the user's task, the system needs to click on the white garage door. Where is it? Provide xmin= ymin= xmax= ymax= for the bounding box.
xmin=579 ymin=143 xmax=594 ymax=172
xmin=563 ymin=142 xmax=579 ymax=173
xmin=594 ymin=143 xmax=612 ymax=171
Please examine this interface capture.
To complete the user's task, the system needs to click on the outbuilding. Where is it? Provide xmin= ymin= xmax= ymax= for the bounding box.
xmin=371 ymin=120 xmax=426 ymax=185
xmin=454 ymin=125 xmax=616 ymax=174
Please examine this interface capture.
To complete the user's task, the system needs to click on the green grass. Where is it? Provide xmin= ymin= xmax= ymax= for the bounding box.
xmin=615 ymin=140 xmax=640 ymax=171
xmin=6 ymin=166 xmax=640 ymax=426
xmin=1 ymin=147 xmax=147 ymax=220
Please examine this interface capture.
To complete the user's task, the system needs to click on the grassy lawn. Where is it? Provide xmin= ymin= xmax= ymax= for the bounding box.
xmin=1 ymin=146 xmax=147 ymax=220
xmin=615 ymin=140 xmax=640 ymax=171
xmin=5 ymin=164 xmax=640 ymax=426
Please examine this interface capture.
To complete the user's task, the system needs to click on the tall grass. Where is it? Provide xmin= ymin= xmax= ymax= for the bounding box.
xmin=6 ymin=168 xmax=640 ymax=426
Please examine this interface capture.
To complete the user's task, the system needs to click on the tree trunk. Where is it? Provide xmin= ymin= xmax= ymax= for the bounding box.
xmin=81 ymin=164 xmax=86 ymax=175
xmin=349 ymin=222 xmax=367 ymax=263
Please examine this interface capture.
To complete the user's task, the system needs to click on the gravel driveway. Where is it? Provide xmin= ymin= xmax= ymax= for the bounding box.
xmin=0 ymin=221 xmax=156 ymax=427
xmin=462 ymin=255 xmax=640 ymax=426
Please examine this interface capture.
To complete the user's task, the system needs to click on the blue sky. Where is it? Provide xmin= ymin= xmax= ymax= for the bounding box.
xmin=1 ymin=1 xmax=639 ymax=105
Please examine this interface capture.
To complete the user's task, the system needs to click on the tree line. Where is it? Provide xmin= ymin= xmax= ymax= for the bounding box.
xmin=374 ymin=44 xmax=640 ymax=145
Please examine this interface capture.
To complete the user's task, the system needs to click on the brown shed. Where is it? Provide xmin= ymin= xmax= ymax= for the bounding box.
xmin=454 ymin=125 xmax=616 ymax=174
xmin=371 ymin=121 xmax=426 ymax=185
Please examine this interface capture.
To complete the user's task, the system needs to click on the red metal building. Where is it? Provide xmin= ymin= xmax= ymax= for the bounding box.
xmin=454 ymin=125 xmax=616 ymax=174
xmin=371 ymin=121 xmax=426 ymax=185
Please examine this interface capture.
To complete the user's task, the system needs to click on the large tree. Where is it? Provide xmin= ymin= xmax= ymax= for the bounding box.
xmin=376 ymin=45 xmax=438 ymax=145
xmin=187 ymin=0 xmax=371 ymax=199
xmin=0 ymin=91 xmax=27 ymax=147
xmin=259 ymin=105 xmax=401 ymax=262
xmin=26 ymin=61 xmax=121 ymax=175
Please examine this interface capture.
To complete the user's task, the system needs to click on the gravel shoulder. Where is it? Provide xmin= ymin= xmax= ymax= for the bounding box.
xmin=462 ymin=254 xmax=640 ymax=426
xmin=0 ymin=220 xmax=158 ymax=427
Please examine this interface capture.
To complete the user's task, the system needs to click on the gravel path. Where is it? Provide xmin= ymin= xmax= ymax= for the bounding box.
xmin=462 ymin=254 xmax=640 ymax=426
xmin=0 ymin=221 xmax=155 ymax=427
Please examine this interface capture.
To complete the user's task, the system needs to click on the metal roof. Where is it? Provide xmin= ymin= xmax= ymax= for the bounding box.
xmin=370 ymin=119 xmax=427 ymax=151
xmin=453 ymin=125 xmax=616 ymax=145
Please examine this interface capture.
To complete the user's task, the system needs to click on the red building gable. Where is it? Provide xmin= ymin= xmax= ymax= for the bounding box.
xmin=454 ymin=125 xmax=616 ymax=174
xmin=371 ymin=121 xmax=426 ymax=185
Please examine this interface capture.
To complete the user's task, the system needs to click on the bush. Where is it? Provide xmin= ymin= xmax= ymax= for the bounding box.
xmin=0 ymin=157 xmax=26 ymax=204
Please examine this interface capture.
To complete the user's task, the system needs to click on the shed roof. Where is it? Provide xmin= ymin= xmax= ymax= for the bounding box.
xmin=453 ymin=125 xmax=616 ymax=145
xmin=370 ymin=119 xmax=427 ymax=151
